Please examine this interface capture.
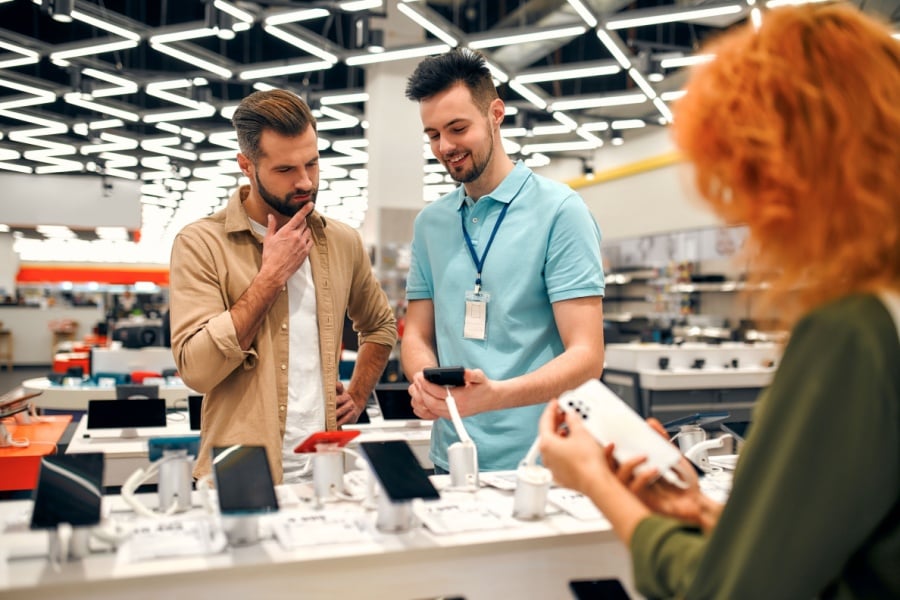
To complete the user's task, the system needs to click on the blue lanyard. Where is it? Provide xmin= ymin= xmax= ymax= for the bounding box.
xmin=460 ymin=201 xmax=510 ymax=293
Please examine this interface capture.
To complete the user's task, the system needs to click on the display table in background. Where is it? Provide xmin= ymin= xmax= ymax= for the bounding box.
xmin=0 ymin=415 xmax=72 ymax=491
xmin=22 ymin=378 xmax=196 ymax=412
xmin=603 ymin=342 xmax=780 ymax=421
xmin=65 ymin=409 xmax=433 ymax=487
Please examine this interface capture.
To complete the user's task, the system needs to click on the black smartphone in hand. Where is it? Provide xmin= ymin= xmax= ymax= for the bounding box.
xmin=423 ymin=366 xmax=465 ymax=387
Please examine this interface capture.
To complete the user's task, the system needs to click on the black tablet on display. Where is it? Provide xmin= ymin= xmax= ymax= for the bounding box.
xmin=30 ymin=453 xmax=105 ymax=529
xmin=212 ymin=445 xmax=279 ymax=515
xmin=373 ymin=383 xmax=418 ymax=421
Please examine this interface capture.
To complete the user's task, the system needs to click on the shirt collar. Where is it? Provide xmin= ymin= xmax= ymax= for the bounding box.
xmin=456 ymin=160 xmax=531 ymax=211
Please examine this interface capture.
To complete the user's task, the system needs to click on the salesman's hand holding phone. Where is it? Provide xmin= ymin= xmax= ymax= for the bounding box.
xmin=410 ymin=366 xmax=496 ymax=420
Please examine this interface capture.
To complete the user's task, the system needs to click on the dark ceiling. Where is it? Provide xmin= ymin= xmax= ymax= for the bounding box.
xmin=0 ymin=0 xmax=897 ymax=257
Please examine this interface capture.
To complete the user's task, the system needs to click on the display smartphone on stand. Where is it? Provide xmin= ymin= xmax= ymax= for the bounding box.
xmin=359 ymin=440 xmax=439 ymax=502
xmin=569 ymin=578 xmax=632 ymax=600
xmin=187 ymin=395 xmax=203 ymax=431
xmin=720 ymin=420 xmax=751 ymax=442
xmin=295 ymin=430 xmax=361 ymax=500
xmin=423 ymin=366 xmax=466 ymax=387
xmin=30 ymin=453 xmax=105 ymax=530
xmin=212 ymin=445 xmax=278 ymax=515
xmin=30 ymin=453 xmax=105 ymax=562
xmin=293 ymin=430 xmax=360 ymax=454
xmin=662 ymin=411 xmax=731 ymax=433
xmin=212 ymin=445 xmax=278 ymax=546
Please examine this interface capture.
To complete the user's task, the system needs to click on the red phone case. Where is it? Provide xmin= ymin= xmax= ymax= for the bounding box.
xmin=293 ymin=430 xmax=361 ymax=453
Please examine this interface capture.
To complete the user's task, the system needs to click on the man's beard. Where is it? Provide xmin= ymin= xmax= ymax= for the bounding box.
xmin=255 ymin=171 xmax=317 ymax=217
xmin=445 ymin=127 xmax=494 ymax=184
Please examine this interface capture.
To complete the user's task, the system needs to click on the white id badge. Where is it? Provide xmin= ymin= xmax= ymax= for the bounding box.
xmin=464 ymin=290 xmax=490 ymax=340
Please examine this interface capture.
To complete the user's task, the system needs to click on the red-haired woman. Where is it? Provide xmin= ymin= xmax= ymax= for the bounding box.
xmin=540 ymin=4 xmax=900 ymax=598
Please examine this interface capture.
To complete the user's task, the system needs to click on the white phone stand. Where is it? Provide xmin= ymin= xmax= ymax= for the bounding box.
xmin=374 ymin=485 xmax=414 ymax=533
xmin=158 ymin=450 xmax=193 ymax=513
xmin=512 ymin=463 xmax=552 ymax=521
xmin=444 ymin=388 xmax=479 ymax=490
xmin=48 ymin=523 xmax=91 ymax=562
xmin=222 ymin=515 xmax=260 ymax=546
xmin=447 ymin=440 xmax=479 ymax=489
xmin=312 ymin=445 xmax=345 ymax=500
xmin=684 ymin=435 xmax=731 ymax=473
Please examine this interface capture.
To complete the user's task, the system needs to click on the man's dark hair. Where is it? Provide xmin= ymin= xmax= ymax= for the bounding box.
xmin=232 ymin=89 xmax=317 ymax=163
xmin=405 ymin=48 xmax=498 ymax=113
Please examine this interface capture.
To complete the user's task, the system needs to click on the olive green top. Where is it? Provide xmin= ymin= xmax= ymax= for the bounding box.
xmin=631 ymin=293 xmax=900 ymax=599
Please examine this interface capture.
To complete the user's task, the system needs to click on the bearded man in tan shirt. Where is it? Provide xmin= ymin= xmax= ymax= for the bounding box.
xmin=169 ymin=89 xmax=397 ymax=483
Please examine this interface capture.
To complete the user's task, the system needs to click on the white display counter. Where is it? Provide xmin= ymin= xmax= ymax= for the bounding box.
xmin=0 ymin=480 xmax=635 ymax=600
xmin=22 ymin=377 xmax=195 ymax=412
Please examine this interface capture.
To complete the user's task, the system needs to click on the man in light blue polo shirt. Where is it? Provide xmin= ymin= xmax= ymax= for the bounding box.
xmin=402 ymin=48 xmax=606 ymax=472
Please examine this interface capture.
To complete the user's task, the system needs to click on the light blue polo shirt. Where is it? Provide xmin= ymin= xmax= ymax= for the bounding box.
xmin=407 ymin=161 xmax=605 ymax=471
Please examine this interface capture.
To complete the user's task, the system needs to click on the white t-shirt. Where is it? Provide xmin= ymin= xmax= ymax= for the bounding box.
xmin=250 ymin=218 xmax=325 ymax=482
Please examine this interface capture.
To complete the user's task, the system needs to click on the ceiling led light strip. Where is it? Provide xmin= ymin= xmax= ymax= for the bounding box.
xmin=339 ymin=0 xmax=382 ymax=10
xmin=0 ymin=78 xmax=55 ymax=109
xmin=566 ymin=0 xmax=598 ymax=28
xmin=552 ymin=112 xmax=578 ymax=130
xmin=0 ymin=147 xmax=31 ymax=173
xmin=521 ymin=140 xmax=597 ymax=154
xmin=207 ymin=131 xmax=240 ymax=150
xmin=64 ymin=93 xmax=140 ymax=122
xmin=81 ymin=68 xmax=139 ymax=98
xmin=317 ymin=106 xmax=360 ymax=131
xmin=50 ymin=39 xmax=140 ymax=61
xmin=70 ymin=9 xmax=141 ymax=41
xmin=262 ymin=25 xmax=339 ymax=64
xmin=95 ymin=152 xmax=139 ymax=179
xmin=596 ymin=30 xmax=632 ymax=69
xmin=611 ymin=119 xmax=646 ymax=130
xmin=396 ymin=3 xmax=459 ymax=47
xmin=264 ymin=8 xmax=330 ymax=26
xmin=143 ymin=80 xmax=217 ymax=123
xmin=469 ymin=25 xmax=587 ymax=49
xmin=606 ymin=4 xmax=744 ymax=29
xmin=660 ymin=54 xmax=715 ymax=69
xmin=213 ymin=0 xmax=255 ymax=29
xmin=513 ymin=63 xmax=620 ymax=84
xmin=532 ymin=124 xmax=570 ymax=136
xmin=550 ymin=93 xmax=646 ymax=111
xmin=0 ymin=41 xmax=40 ymax=69
xmin=653 ymin=97 xmax=674 ymax=123
xmin=483 ymin=58 xmax=509 ymax=83
xmin=149 ymin=28 xmax=218 ymax=45
xmin=320 ymin=92 xmax=369 ymax=105
xmin=508 ymin=81 xmax=547 ymax=109
xmin=239 ymin=60 xmax=334 ymax=80
xmin=576 ymin=128 xmax=604 ymax=146
xmin=80 ymin=132 xmax=139 ymax=154
xmin=141 ymin=137 xmax=199 ymax=161
xmin=190 ymin=167 xmax=238 ymax=188
xmin=628 ymin=68 xmax=657 ymax=99
xmin=150 ymin=43 xmax=233 ymax=79
xmin=345 ymin=43 xmax=450 ymax=65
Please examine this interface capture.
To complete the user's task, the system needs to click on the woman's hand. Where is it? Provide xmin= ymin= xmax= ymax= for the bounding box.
xmin=606 ymin=418 xmax=723 ymax=533
xmin=538 ymin=399 xmax=611 ymax=496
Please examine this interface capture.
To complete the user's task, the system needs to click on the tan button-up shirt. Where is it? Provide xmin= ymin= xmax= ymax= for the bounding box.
xmin=169 ymin=186 xmax=397 ymax=482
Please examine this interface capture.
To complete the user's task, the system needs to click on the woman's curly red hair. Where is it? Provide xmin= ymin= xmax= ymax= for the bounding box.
xmin=672 ymin=3 xmax=900 ymax=323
